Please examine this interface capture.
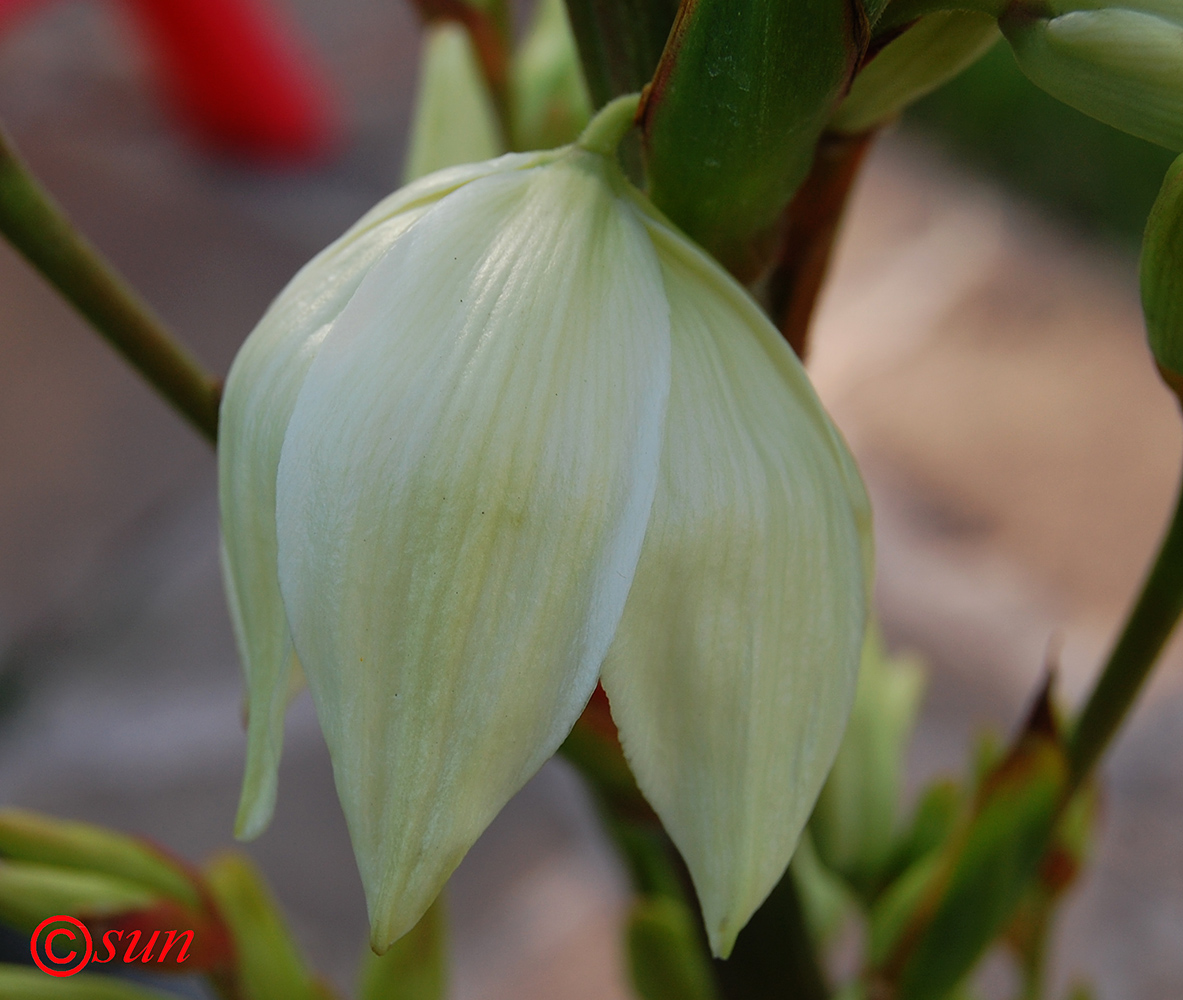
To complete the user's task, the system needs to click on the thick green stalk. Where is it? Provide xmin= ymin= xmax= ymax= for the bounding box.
xmin=1068 ymin=465 xmax=1183 ymax=782
xmin=563 ymin=0 xmax=679 ymax=109
xmin=0 ymin=126 xmax=220 ymax=443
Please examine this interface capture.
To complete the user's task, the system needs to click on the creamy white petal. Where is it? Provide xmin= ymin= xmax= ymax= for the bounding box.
xmin=600 ymin=220 xmax=871 ymax=958
xmin=274 ymin=152 xmax=671 ymax=949
xmin=220 ymin=154 xmax=551 ymax=839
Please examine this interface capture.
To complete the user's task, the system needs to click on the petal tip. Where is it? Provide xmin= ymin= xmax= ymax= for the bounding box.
xmin=709 ymin=924 xmax=737 ymax=961
xmin=233 ymin=784 xmax=276 ymax=842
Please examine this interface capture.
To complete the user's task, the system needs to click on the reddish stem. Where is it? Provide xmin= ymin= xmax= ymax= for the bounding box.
xmin=767 ymin=129 xmax=875 ymax=360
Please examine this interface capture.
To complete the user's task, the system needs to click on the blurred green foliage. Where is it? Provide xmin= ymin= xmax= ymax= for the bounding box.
xmin=905 ymin=39 xmax=1176 ymax=243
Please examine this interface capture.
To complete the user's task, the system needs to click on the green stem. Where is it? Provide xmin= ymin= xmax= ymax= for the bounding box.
xmin=577 ymin=93 xmax=642 ymax=157
xmin=1067 ymin=465 xmax=1183 ymax=783
xmin=0 ymin=125 xmax=221 ymax=444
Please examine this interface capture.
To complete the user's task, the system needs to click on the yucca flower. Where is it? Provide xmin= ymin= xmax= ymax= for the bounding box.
xmin=219 ymin=97 xmax=872 ymax=959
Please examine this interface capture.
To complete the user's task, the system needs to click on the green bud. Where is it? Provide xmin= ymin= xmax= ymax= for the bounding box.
xmin=831 ymin=13 xmax=999 ymax=134
xmin=404 ymin=23 xmax=504 ymax=183
xmin=0 ymin=861 xmax=157 ymax=930
xmin=810 ymin=626 xmax=925 ymax=892
xmin=1140 ymin=152 xmax=1183 ymax=391
xmin=203 ymin=852 xmax=320 ymax=1000
xmin=358 ymin=894 xmax=446 ymax=1000
xmin=1045 ymin=0 xmax=1183 ymax=19
xmin=0 ymin=809 xmax=198 ymax=909
xmin=0 ymin=964 xmax=177 ymax=1000
xmin=510 ymin=0 xmax=592 ymax=151
xmin=1002 ymin=9 xmax=1183 ymax=151
xmin=626 ymin=896 xmax=719 ymax=1000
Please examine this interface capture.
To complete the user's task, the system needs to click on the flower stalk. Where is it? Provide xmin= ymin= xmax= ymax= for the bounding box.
xmin=1067 ymin=463 xmax=1183 ymax=784
xmin=0 ymin=125 xmax=221 ymax=443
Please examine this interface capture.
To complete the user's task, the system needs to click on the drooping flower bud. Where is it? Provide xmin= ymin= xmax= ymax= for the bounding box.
xmin=1001 ymin=7 xmax=1183 ymax=150
xmin=220 ymin=97 xmax=871 ymax=958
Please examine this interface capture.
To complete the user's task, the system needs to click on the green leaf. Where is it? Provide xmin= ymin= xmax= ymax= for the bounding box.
xmin=890 ymin=692 xmax=1070 ymax=1000
xmin=0 ymin=965 xmax=177 ymax=1000
xmin=640 ymin=0 xmax=864 ymax=277
xmin=203 ymin=852 xmax=320 ymax=1000
xmin=358 ymin=894 xmax=447 ymax=1000
xmin=627 ymin=895 xmax=720 ymax=1000
xmin=880 ymin=780 xmax=961 ymax=890
xmin=1141 ymin=152 xmax=1183 ymax=388
xmin=868 ymin=851 xmax=943 ymax=967
xmin=0 ymin=810 xmax=198 ymax=910
xmin=563 ymin=0 xmax=679 ymax=108
xmin=0 ymin=861 xmax=157 ymax=930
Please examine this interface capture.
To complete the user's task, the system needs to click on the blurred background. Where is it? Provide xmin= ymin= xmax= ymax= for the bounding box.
xmin=0 ymin=2 xmax=1179 ymax=997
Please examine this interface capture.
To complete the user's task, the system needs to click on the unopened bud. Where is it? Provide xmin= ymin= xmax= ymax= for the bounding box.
xmin=510 ymin=0 xmax=591 ymax=151
xmin=1141 ymin=153 xmax=1183 ymax=393
xmin=832 ymin=13 xmax=999 ymax=134
xmin=404 ymin=23 xmax=503 ymax=182
xmin=1002 ymin=8 xmax=1183 ymax=151
xmin=810 ymin=626 xmax=925 ymax=888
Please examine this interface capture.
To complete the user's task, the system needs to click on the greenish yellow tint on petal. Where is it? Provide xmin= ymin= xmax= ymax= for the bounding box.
xmin=220 ymin=155 xmax=551 ymax=840
xmin=601 ymin=220 xmax=869 ymax=958
xmin=405 ymin=23 xmax=504 ymax=183
xmin=1004 ymin=10 xmax=1183 ymax=151
xmin=274 ymin=152 xmax=670 ymax=950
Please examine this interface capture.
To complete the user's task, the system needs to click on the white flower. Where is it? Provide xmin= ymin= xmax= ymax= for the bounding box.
xmin=219 ymin=104 xmax=872 ymax=959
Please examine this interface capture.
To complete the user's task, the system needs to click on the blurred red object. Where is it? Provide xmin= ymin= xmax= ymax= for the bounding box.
xmin=0 ymin=0 xmax=339 ymax=163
